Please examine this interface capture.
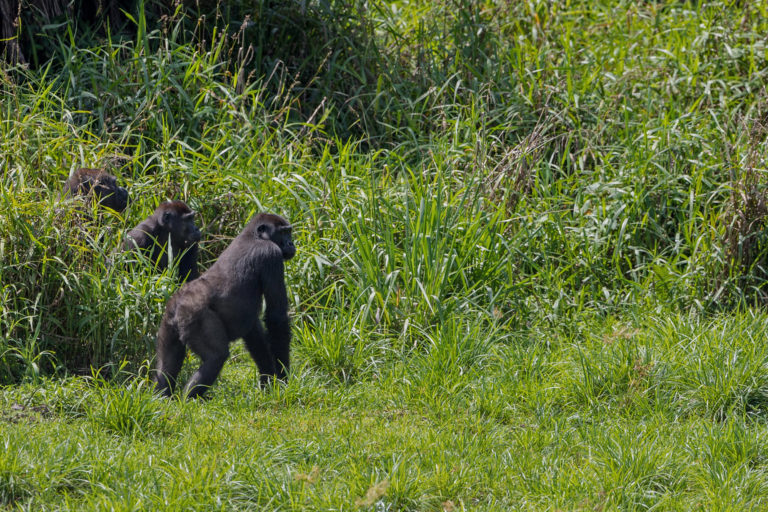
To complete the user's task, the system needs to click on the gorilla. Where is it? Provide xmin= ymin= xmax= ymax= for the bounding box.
xmin=123 ymin=201 xmax=201 ymax=281
xmin=154 ymin=213 xmax=296 ymax=398
xmin=62 ymin=168 xmax=128 ymax=213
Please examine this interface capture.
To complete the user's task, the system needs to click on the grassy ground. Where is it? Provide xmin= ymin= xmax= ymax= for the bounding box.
xmin=3 ymin=0 xmax=768 ymax=509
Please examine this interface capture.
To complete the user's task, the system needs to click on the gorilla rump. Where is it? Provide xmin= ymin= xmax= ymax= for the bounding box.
xmin=62 ymin=168 xmax=128 ymax=213
xmin=154 ymin=213 xmax=296 ymax=398
xmin=123 ymin=200 xmax=201 ymax=281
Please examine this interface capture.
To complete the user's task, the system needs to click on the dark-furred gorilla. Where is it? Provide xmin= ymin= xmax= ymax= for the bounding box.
xmin=154 ymin=213 xmax=296 ymax=398
xmin=62 ymin=168 xmax=129 ymax=213
xmin=123 ymin=201 xmax=201 ymax=281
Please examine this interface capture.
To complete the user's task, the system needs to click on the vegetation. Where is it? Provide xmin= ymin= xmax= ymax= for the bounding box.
xmin=3 ymin=0 xmax=768 ymax=509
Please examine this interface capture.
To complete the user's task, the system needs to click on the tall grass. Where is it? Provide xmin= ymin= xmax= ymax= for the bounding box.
xmin=3 ymin=0 xmax=767 ymax=387
xmin=2 ymin=0 xmax=767 ymax=381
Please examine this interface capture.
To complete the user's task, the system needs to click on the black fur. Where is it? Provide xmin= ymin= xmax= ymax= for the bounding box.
xmin=154 ymin=213 xmax=296 ymax=398
xmin=62 ymin=168 xmax=128 ymax=213
xmin=123 ymin=200 xmax=201 ymax=281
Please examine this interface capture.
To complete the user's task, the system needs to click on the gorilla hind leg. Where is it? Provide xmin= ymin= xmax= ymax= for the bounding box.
xmin=183 ymin=351 xmax=229 ymax=399
xmin=155 ymin=319 xmax=186 ymax=397
xmin=183 ymin=310 xmax=230 ymax=399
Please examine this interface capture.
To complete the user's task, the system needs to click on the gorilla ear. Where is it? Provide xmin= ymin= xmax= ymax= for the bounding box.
xmin=256 ymin=223 xmax=271 ymax=238
xmin=161 ymin=210 xmax=173 ymax=225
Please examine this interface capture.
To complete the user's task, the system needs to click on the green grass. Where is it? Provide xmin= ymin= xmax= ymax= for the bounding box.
xmin=3 ymin=0 xmax=768 ymax=509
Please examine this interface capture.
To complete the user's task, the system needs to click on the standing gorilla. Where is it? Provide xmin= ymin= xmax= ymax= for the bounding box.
xmin=62 ymin=168 xmax=129 ymax=213
xmin=123 ymin=201 xmax=201 ymax=282
xmin=154 ymin=213 xmax=296 ymax=398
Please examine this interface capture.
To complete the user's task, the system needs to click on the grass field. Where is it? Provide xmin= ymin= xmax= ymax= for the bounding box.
xmin=3 ymin=0 xmax=768 ymax=509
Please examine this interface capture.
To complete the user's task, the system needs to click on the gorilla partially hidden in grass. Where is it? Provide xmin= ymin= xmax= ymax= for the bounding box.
xmin=123 ymin=200 xmax=201 ymax=282
xmin=154 ymin=213 xmax=296 ymax=398
xmin=62 ymin=167 xmax=129 ymax=213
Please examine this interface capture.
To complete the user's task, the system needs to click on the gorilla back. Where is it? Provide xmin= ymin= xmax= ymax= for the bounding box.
xmin=154 ymin=213 xmax=295 ymax=398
